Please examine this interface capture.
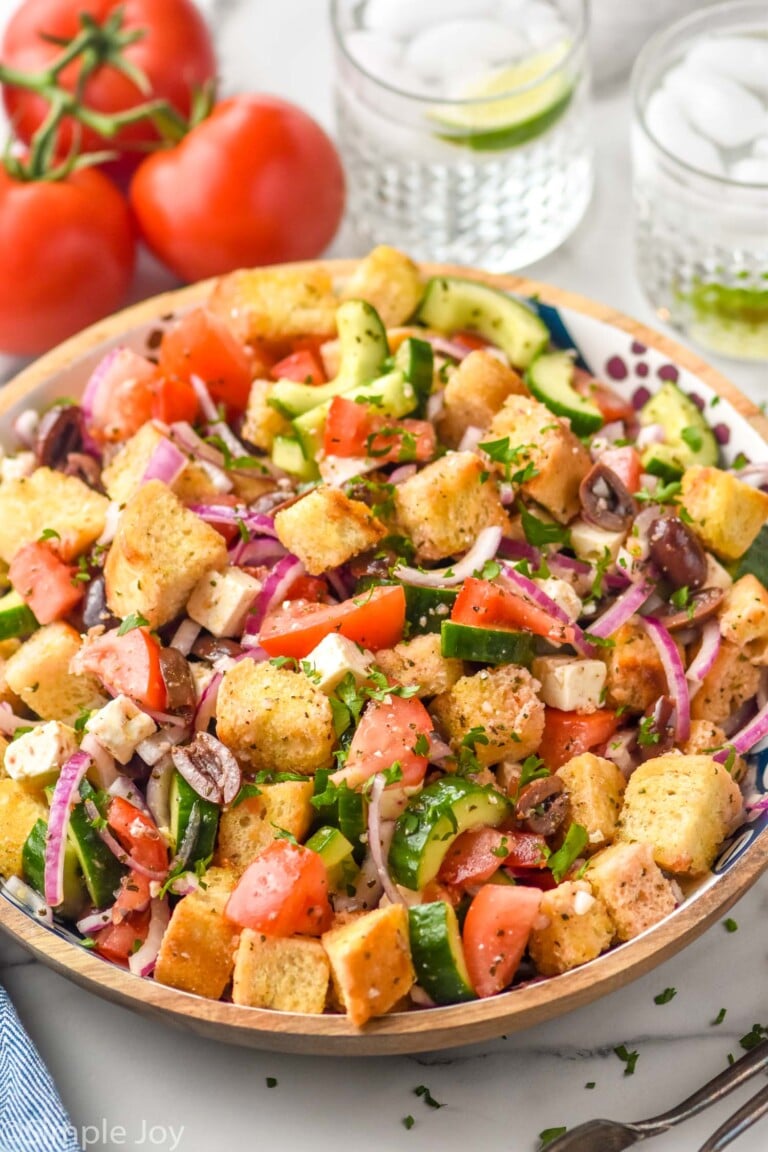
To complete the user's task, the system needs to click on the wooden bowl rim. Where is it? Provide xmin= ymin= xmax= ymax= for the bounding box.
xmin=1 ymin=260 xmax=766 ymax=1056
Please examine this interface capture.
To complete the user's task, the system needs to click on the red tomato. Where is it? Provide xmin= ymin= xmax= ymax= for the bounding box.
xmin=503 ymin=831 xmax=549 ymax=869
xmin=73 ymin=627 xmax=167 ymax=711
xmin=599 ymin=446 xmax=643 ymax=494
xmin=111 ymin=870 xmax=151 ymax=924
xmin=439 ymin=828 xmax=549 ymax=888
xmin=225 ymin=841 xmax=332 ymax=937
xmin=0 ymin=165 xmax=134 ymax=356
xmin=151 ymin=375 xmax=199 ymax=426
xmin=462 ymin=885 xmax=542 ymax=998
xmin=333 ymin=695 xmax=433 ymax=789
xmin=283 ymin=575 xmax=331 ymax=603
xmin=573 ymin=369 xmax=635 ymax=424
xmin=87 ymin=348 xmax=159 ymax=442
xmin=272 ymin=349 xmax=327 ymax=386
xmin=159 ymin=309 xmax=253 ymax=412
xmin=452 ymin=577 xmax=571 ymax=646
xmin=538 ymin=708 xmax=620 ymax=771
xmin=323 ymin=397 xmax=371 ymax=457
xmin=108 ymin=796 xmax=168 ymax=875
xmin=130 ymin=95 xmax=345 ymax=282
xmin=323 ymin=397 xmax=436 ymax=463
xmin=2 ymin=0 xmax=216 ymax=171
xmin=452 ymin=331 xmax=491 ymax=353
xmin=8 ymin=541 xmax=83 ymax=624
xmin=94 ymin=906 xmax=150 ymax=965
xmin=259 ymin=585 xmax=406 ymax=659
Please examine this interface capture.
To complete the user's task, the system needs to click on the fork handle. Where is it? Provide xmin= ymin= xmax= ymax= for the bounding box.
xmin=632 ymin=1038 xmax=768 ymax=1134
xmin=696 ymin=1080 xmax=768 ymax=1152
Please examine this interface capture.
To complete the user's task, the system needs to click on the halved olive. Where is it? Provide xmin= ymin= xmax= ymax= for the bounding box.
xmin=656 ymin=587 xmax=724 ymax=632
xmin=515 ymin=775 xmax=569 ymax=837
xmin=648 ymin=515 xmax=707 ymax=590
xmin=580 ymin=461 xmax=637 ymax=532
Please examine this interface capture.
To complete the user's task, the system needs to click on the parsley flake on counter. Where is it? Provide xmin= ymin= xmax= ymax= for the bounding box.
xmin=402 ymin=1116 xmax=415 ymax=1130
xmin=265 ymin=1077 xmax=278 ymax=1088
xmin=654 ymin=988 xmax=677 ymax=1005
xmin=539 ymin=1127 xmax=567 ymax=1146
xmin=585 ymin=1082 xmax=596 ymax=1090
xmin=413 ymin=1084 xmax=443 ymax=1109
xmin=739 ymin=1024 xmax=768 ymax=1051
xmin=724 ymin=918 xmax=738 ymax=933
xmin=711 ymin=1008 xmax=727 ymax=1026
xmin=614 ymin=1045 xmax=639 ymax=1076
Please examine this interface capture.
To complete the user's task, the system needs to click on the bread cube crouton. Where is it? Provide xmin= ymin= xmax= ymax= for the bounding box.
xmin=437 ymin=351 xmax=529 ymax=448
xmin=532 ymin=656 xmax=607 ymax=713
xmin=232 ymin=930 xmax=330 ymax=1013
xmin=215 ymin=780 xmax=314 ymax=872
xmin=104 ymin=480 xmax=228 ymax=628
xmin=556 ymin=753 xmax=626 ymax=852
xmin=690 ymin=640 xmax=760 ymax=724
xmin=154 ymin=867 xmax=239 ymax=999
xmin=0 ymin=466 xmax=109 ymax=564
xmin=216 ymin=659 xmax=335 ymax=774
xmin=4 ymin=722 xmax=78 ymax=789
xmin=340 ymin=245 xmax=423 ymax=327
xmin=274 ymin=486 xmax=385 ymax=576
xmin=0 ymin=735 xmax=9 ymax=779
xmin=241 ymin=379 xmax=292 ymax=452
xmin=604 ymin=621 xmax=671 ymax=714
xmin=102 ymin=422 xmax=224 ymax=507
xmin=0 ymin=778 xmax=47 ymax=878
xmin=683 ymin=719 xmax=747 ymax=781
xmin=431 ymin=664 xmax=544 ymax=766
xmin=322 ymin=904 xmax=415 ymax=1027
xmin=718 ymin=575 xmax=768 ymax=664
xmin=617 ymin=754 xmax=743 ymax=876
xmin=84 ymin=696 xmax=156 ymax=764
xmin=5 ymin=623 xmax=107 ymax=723
xmin=681 ymin=466 xmax=768 ymax=561
xmin=528 ymin=881 xmax=614 ymax=975
xmin=208 ymin=266 xmax=338 ymax=343
xmin=187 ymin=567 xmax=261 ymax=638
xmin=485 ymin=395 xmax=591 ymax=523
xmin=586 ymin=841 xmax=676 ymax=941
xmin=374 ymin=634 xmax=464 ymax=698
xmin=394 ymin=452 xmax=510 ymax=562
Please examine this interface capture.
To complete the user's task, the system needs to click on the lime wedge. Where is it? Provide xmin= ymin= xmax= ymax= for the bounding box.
xmin=429 ymin=40 xmax=574 ymax=151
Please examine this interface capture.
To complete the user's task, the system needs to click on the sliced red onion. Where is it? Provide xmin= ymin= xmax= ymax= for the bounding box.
xmin=83 ymin=798 xmax=168 ymax=881
xmin=170 ymin=618 xmax=202 ymax=657
xmin=44 ymin=751 xmax=92 ymax=906
xmin=107 ymin=776 xmax=150 ymax=815
xmin=728 ymin=463 xmax=768 ymax=487
xmin=500 ymin=562 xmax=595 ymax=656
xmin=76 ymin=907 xmax=114 ymax=935
xmin=421 ymin=334 xmax=471 ymax=361
xmin=325 ymin=567 xmax=352 ymax=602
xmin=588 ymin=579 xmax=655 ymax=640
xmin=229 ymin=536 xmax=286 ymax=567
xmin=142 ymin=437 xmax=187 ymax=487
xmin=79 ymin=733 xmax=119 ymax=789
xmin=95 ymin=501 xmax=122 ymax=548
xmin=458 ymin=425 xmax=484 ymax=453
xmin=427 ymin=733 xmax=453 ymax=763
xmin=393 ymin=525 xmax=502 ymax=588
xmin=601 ymin=727 xmax=639 ymax=780
xmin=187 ymin=503 xmax=279 ymax=538
xmin=245 ymin=554 xmax=305 ymax=635
xmin=136 ymin=726 xmax=188 ymax=767
xmin=189 ymin=373 xmax=218 ymax=422
xmin=722 ymin=699 xmax=756 ymax=739
xmin=128 ymin=897 xmax=171 ymax=977
xmin=499 ymin=482 xmax=516 ymax=506
xmin=498 ymin=538 xmax=541 ymax=564
xmin=426 ymin=390 xmax=445 ymax=422
xmin=165 ymin=872 xmax=202 ymax=897
xmin=388 ymin=463 xmax=418 ymax=485
xmin=635 ymin=423 xmax=666 ymax=450
xmin=0 ymin=703 xmax=45 ymax=737
xmin=206 ymin=418 xmax=246 ymax=460
xmin=4 ymin=876 xmax=53 ymax=926
xmin=13 ymin=408 xmax=39 ymax=448
xmin=146 ymin=755 xmax=174 ymax=831
xmin=484 ymin=346 xmax=510 ymax=367
xmin=82 ymin=347 xmax=121 ymax=424
xmin=169 ymin=421 xmax=227 ymax=470
xmin=367 ymin=774 xmax=406 ymax=907
xmin=410 ymin=985 xmax=437 ymax=1009
xmin=319 ymin=455 xmax=378 ymax=486
xmin=640 ymin=617 xmax=690 ymax=743
xmin=715 ymin=700 xmax=768 ymax=762
xmin=686 ymin=618 xmax=721 ymax=689
xmin=142 ymin=708 xmax=190 ymax=730
xmin=193 ymin=671 xmax=222 ymax=732
xmin=333 ymin=849 xmax=384 ymax=913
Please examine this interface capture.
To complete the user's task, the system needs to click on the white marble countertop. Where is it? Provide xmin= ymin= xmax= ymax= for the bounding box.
xmin=1 ymin=2 xmax=767 ymax=1150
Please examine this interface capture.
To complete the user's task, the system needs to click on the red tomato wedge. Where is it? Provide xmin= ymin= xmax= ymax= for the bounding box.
xmin=573 ymin=369 xmax=635 ymax=424
xmin=94 ymin=906 xmax=151 ymax=966
xmin=452 ymin=331 xmax=491 ymax=353
xmin=88 ymin=347 xmax=160 ymax=443
xmin=599 ymin=445 xmax=643 ymax=494
xmin=272 ymin=348 xmax=326 ymax=385
xmin=8 ymin=541 xmax=83 ymax=624
xmin=73 ymin=627 xmax=168 ymax=712
xmin=150 ymin=375 xmax=200 ymax=426
xmin=438 ymin=828 xmax=549 ymax=888
xmin=111 ymin=871 xmax=151 ymax=925
xmin=107 ymin=797 xmax=168 ymax=876
xmin=225 ymin=841 xmax=332 ymax=936
xmin=159 ymin=308 xmax=253 ymax=412
xmin=323 ymin=396 xmax=436 ymax=463
xmin=259 ymin=584 xmax=406 ymax=659
xmin=538 ymin=708 xmax=620 ymax=771
xmin=462 ymin=885 xmax=542 ymax=998
xmin=452 ymin=577 xmax=570 ymax=646
xmin=332 ymin=695 xmax=432 ymax=788
xmin=504 ymin=830 xmax=549 ymax=869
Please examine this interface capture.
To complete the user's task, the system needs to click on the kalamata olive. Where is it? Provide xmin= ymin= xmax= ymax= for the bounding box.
xmin=348 ymin=550 xmax=394 ymax=586
xmin=638 ymin=695 xmax=676 ymax=761
xmin=63 ymin=452 xmax=103 ymax=491
xmin=580 ymin=461 xmax=637 ymax=532
xmin=159 ymin=647 xmax=197 ymax=715
xmin=36 ymin=404 xmax=84 ymax=469
xmin=655 ymin=586 xmax=724 ymax=632
xmin=648 ymin=514 xmax=708 ymax=589
xmin=250 ymin=489 xmax=296 ymax=516
xmin=191 ymin=636 xmax=245 ymax=663
xmin=515 ymin=775 xmax=570 ymax=837
xmin=171 ymin=732 xmax=241 ymax=805
xmin=79 ymin=576 xmax=120 ymax=632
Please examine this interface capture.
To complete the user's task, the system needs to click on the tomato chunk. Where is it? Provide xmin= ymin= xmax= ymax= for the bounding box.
xmin=272 ymin=348 xmax=326 ymax=385
xmin=259 ymin=584 xmax=406 ymax=659
xmin=573 ymin=369 xmax=635 ymax=424
xmin=332 ymin=695 xmax=432 ymax=789
xmin=225 ymin=841 xmax=332 ymax=936
xmin=438 ymin=827 xmax=511 ymax=888
xmin=323 ymin=396 xmax=436 ymax=463
xmin=538 ymin=708 xmax=620 ymax=771
xmin=598 ymin=446 xmax=643 ymax=494
xmin=107 ymin=796 xmax=168 ymax=876
xmin=73 ymin=627 xmax=168 ymax=712
xmin=88 ymin=347 xmax=160 ymax=443
xmin=94 ymin=906 xmax=151 ymax=966
xmin=452 ymin=577 xmax=570 ymax=646
xmin=151 ymin=375 xmax=200 ymax=425
xmin=462 ymin=885 xmax=542 ymax=998
xmin=112 ymin=871 xmax=151 ymax=925
xmin=159 ymin=308 xmax=253 ymax=411
xmin=9 ymin=541 xmax=83 ymax=624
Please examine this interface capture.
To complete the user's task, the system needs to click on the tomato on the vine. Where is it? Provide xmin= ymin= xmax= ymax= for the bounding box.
xmin=129 ymin=95 xmax=346 ymax=282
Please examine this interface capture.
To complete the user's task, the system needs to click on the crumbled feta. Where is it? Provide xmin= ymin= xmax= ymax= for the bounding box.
xmin=304 ymin=633 xmax=373 ymax=694
xmin=0 ymin=451 xmax=36 ymax=484
xmin=4 ymin=721 xmax=78 ymax=784
xmin=187 ymin=567 xmax=261 ymax=638
xmin=190 ymin=661 xmax=217 ymax=702
xmin=569 ymin=519 xmax=626 ymax=563
xmin=535 ymin=576 xmax=583 ymax=622
xmin=532 ymin=655 xmax=607 ymax=712
xmin=85 ymin=694 xmax=156 ymax=764
xmin=573 ymin=889 xmax=596 ymax=915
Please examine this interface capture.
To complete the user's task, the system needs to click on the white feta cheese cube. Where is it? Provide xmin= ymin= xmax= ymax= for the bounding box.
xmin=5 ymin=721 xmax=78 ymax=785
xmin=569 ymin=519 xmax=626 ymax=563
xmin=304 ymin=633 xmax=373 ymax=694
xmin=535 ymin=577 xmax=583 ymax=622
xmin=190 ymin=661 xmax=217 ymax=702
xmin=532 ymin=656 xmax=607 ymax=712
xmin=0 ymin=451 xmax=36 ymax=484
xmin=85 ymin=695 xmax=156 ymax=764
xmin=187 ymin=567 xmax=261 ymax=638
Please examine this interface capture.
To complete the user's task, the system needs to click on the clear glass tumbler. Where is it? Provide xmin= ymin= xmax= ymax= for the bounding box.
xmin=330 ymin=0 xmax=592 ymax=271
xmin=632 ymin=1 xmax=768 ymax=361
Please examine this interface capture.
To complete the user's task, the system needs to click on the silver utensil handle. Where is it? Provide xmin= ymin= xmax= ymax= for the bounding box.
xmin=697 ymin=1080 xmax=768 ymax=1152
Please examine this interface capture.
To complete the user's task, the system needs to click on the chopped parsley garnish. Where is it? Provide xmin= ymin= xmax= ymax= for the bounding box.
xmin=538 ymin=1127 xmax=567 ymax=1146
xmin=74 ymin=708 xmax=94 ymax=733
xmin=516 ymin=755 xmax=550 ymax=796
xmin=518 ymin=502 xmax=570 ymax=548
xmin=478 ymin=436 xmax=539 ymax=485
xmin=455 ymin=726 xmax=490 ymax=778
xmin=38 ymin=528 xmax=61 ymax=542
xmin=266 ymin=1077 xmax=278 ymax=1088
xmin=271 ymin=824 xmax=299 ymax=845
xmin=231 ymin=782 xmax=262 ymax=807
xmin=724 ymin=918 xmax=738 ymax=933
xmin=413 ymin=1085 xmax=443 ymax=1109
xmin=740 ymin=1024 xmax=768 ymax=1051
xmin=475 ymin=558 xmax=501 ymax=581
xmin=590 ymin=547 xmax=612 ymax=601
xmin=614 ymin=1044 xmax=639 ymax=1075
xmin=637 ymin=715 xmax=662 ymax=748
xmin=548 ymin=824 xmax=588 ymax=883
xmin=654 ymin=988 xmax=677 ymax=1005
xmin=413 ymin=732 xmax=430 ymax=757
xmin=585 ymin=1082 xmax=596 ymax=1090
xmin=711 ymin=1008 xmax=727 ymax=1026
xmin=681 ymin=426 xmax=703 ymax=452
xmin=402 ymin=1116 xmax=415 ymax=1130
xmin=117 ymin=611 xmax=149 ymax=636
xmin=635 ymin=480 xmax=682 ymax=504
xmin=670 ymin=585 xmax=690 ymax=611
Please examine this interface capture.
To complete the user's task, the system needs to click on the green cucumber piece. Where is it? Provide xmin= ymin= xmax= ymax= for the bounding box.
xmin=736 ymin=524 xmax=768 ymax=586
xmin=68 ymin=778 xmax=127 ymax=908
xmin=404 ymin=586 xmax=458 ymax=636
xmin=639 ymin=382 xmax=718 ymax=480
xmin=525 ymin=350 xmax=603 ymax=436
xmin=408 ymin=901 xmax=476 ymax=1004
xmin=269 ymin=300 xmax=389 ymax=418
xmin=0 ymin=590 xmax=38 ymax=641
xmin=292 ymin=369 xmax=418 ymax=465
xmin=416 ymin=276 xmax=549 ymax=369
xmin=389 ymin=777 xmax=510 ymax=890
xmin=22 ymin=817 xmax=87 ymax=918
xmin=169 ymin=771 xmax=219 ymax=868
xmin=393 ymin=337 xmax=433 ymax=414
xmin=271 ymin=435 xmax=319 ymax=481
xmin=306 ymin=825 xmax=359 ymax=892
xmin=440 ymin=621 xmax=534 ymax=666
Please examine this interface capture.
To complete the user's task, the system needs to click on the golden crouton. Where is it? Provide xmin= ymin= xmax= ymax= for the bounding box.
xmin=274 ymin=486 xmax=385 ymax=576
xmin=322 ymin=904 xmax=415 ymax=1027
xmin=232 ymin=930 xmax=330 ymax=1013
xmin=0 ymin=735 xmax=8 ymax=779
xmin=528 ymin=880 xmax=614 ymax=976
xmin=586 ymin=841 xmax=676 ymax=941
xmin=0 ymin=779 xmax=47 ymax=878
xmin=395 ymin=451 xmax=510 ymax=562
xmin=438 ymin=351 xmax=529 ymax=448
xmin=683 ymin=719 xmax=747 ymax=781
xmin=617 ymin=754 xmax=742 ymax=876
xmin=556 ymin=753 xmax=626 ymax=852
xmin=5 ymin=623 xmax=106 ymax=723
xmin=0 ymin=467 xmax=109 ymax=564
xmin=209 ymin=266 xmax=338 ymax=343
xmin=485 ymin=395 xmax=591 ymax=523
xmin=216 ymin=660 xmax=335 ymax=774
xmin=681 ymin=466 xmax=768 ymax=561
xmin=154 ymin=867 xmax=238 ymax=999
xmin=241 ymin=379 xmax=292 ymax=452
xmin=340 ymin=246 xmax=423 ymax=327
xmin=431 ymin=664 xmax=544 ymax=766
xmin=0 ymin=642 xmax=24 ymax=714
xmin=690 ymin=640 xmax=760 ymax=725
xmin=718 ymin=575 xmax=768 ymax=664
xmin=104 ymin=480 xmax=227 ymax=629
xmin=604 ymin=621 xmax=672 ymax=714
xmin=215 ymin=780 xmax=314 ymax=873
xmin=374 ymin=634 xmax=464 ymax=698
xmin=102 ymin=422 xmax=225 ymax=507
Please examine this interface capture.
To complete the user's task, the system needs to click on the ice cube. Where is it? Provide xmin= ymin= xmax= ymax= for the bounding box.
xmin=729 ymin=157 xmax=768 ymax=185
xmin=685 ymin=36 xmax=768 ymax=97
xmin=645 ymin=88 xmax=723 ymax=176
xmin=344 ymin=30 xmax=401 ymax=75
xmin=753 ymin=137 xmax=768 ymax=158
xmin=664 ymin=65 xmax=766 ymax=149
xmin=404 ymin=19 xmax=527 ymax=81
xmin=364 ymin=0 xmax=496 ymax=40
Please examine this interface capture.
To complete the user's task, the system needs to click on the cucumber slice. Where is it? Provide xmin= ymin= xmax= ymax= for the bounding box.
xmin=416 ymin=276 xmax=549 ymax=369
xmin=393 ymin=337 xmax=434 ymax=414
xmin=389 ymin=777 xmax=510 ymax=891
xmin=271 ymin=434 xmax=319 ymax=481
xmin=440 ymin=621 xmax=534 ymax=666
xmin=408 ymin=901 xmax=476 ymax=1004
xmin=525 ymin=350 xmax=603 ymax=436
xmin=169 ymin=770 xmax=220 ymax=868
xmin=337 ymin=786 xmax=367 ymax=864
xmin=639 ymin=382 xmax=718 ymax=480
xmin=736 ymin=524 xmax=768 ymax=586
xmin=306 ymin=825 xmax=359 ymax=893
xmin=23 ymin=817 xmax=87 ymax=918
xmin=404 ymin=586 xmax=458 ymax=636
xmin=0 ymin=590 xmax=38 ymax=641
xmin=68 ymin=778 xmax=126 ymax=908
xmin=292 ymin=369 xmax=418 ymax=466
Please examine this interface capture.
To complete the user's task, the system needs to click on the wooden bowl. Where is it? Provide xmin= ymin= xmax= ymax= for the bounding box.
xmin=1 ymin=262 xmax=767 ymax=1056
